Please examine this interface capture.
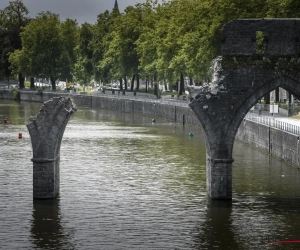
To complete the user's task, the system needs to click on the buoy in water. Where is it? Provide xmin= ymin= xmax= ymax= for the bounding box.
xmin=189 ymin=132 xmax=194 ymax=138
xmin=18 ymin=133 xmax=22 ymax=139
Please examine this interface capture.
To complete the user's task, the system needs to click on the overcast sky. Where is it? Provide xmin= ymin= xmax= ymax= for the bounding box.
xmin=0 ymin=0 xmax=151 ymax=24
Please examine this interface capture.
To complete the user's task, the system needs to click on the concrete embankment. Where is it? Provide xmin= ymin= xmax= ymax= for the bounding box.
xmin=237 ymin=119 xmax=300 ymax=166
xmin=2 ymin=90 xmax=299 ymax=167
xmin=0 ymin=89 xmax=14 ymax=100
xmin=19 ymin=90 xmax=201 ymax=127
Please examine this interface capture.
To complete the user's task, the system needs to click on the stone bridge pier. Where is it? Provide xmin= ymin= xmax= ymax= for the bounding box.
xmin=188 ymin=19 xmax=300 ymax=199
xmin=27 ymin=97 xmax=77 ymax=199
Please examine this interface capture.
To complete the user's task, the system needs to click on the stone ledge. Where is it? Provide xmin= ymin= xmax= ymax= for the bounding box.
xmin=211 ymin=158 xmax=235 ymax=163
xmin=31 ymin=155 xmax=60 ymax=163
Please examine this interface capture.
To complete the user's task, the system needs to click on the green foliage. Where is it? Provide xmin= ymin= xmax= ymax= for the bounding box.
xmin=74 ymin=56 xmax=92 ymax=85
xmin=9 ymin=11 xmax=78 ymax=90
xmin=102 ymin=5 xmax=142 ymax=79
xmin=3 ymin=0 xmax=300 ymax=92
xmin=25 ymin=81 xmax=30 ymax=88
xmin=256 ymin=31 xmax=264 ymax=54
xmin=12 ymin=87 xmax=20 ymax=101
xmin=74 ymin=22 xmax=93 ymax=85
xmin=91 ymin=10 xmax=115 ymax=82
xmin=0 ymin=0 xmax=29 ymax=80
xmin=85 ymin=89 xmax=93 ymax=94
xmin=60 ymin=18 xmax=79 ymax=80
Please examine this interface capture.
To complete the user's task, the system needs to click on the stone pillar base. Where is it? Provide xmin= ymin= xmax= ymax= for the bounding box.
xmin=207 ymin=156 xmax=233 ymax=199
xmin=32 ymin=157 xmax=60 ymax=199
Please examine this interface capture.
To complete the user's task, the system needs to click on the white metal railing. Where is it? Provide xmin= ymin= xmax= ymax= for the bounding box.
xmin=245 ymin=113 xmax=300 ymax=136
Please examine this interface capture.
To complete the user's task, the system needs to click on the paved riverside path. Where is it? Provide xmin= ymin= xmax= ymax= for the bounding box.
xmin=273 ymin=116 xmax=300 ymax=126
xmin=246 ymin=106 xmax=300 ymax=136
xmin=249 ymin=108 xmax=300 ymax=125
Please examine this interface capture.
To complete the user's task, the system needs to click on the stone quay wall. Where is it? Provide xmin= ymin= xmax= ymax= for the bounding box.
xmin=19 ymin=91 xmax=201 ymax=127
xmin=237 ymin=119 xmax=300 ymax=166
xmin=0 ymin=89 xmax=14 ymax=100
xmin=17 ymin=90 xmax=300 ymax=167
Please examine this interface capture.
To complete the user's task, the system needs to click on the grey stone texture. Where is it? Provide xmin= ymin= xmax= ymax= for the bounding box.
xmin=0 ymin=89 xmax=14 ymax=100
xmin=21 ymin=18 xmax=300 ymax=201
xmin=20 ymin=88 xmax=300 ymax=199
xmin=27 ymin=97 xmax=77 ymax=199
xmin=189 ymin=19 xmax=300 ymax=199
xmin=221 ymin=19 xmax=300 ymax=56
xmin=237 ymin=120 xmax=300 ymax=166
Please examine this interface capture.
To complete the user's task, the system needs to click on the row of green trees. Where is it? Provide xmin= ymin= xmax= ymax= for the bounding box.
xmin=1 ymin=0 xmax=300 ymax=92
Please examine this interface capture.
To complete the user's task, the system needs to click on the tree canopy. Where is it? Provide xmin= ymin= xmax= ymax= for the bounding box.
xmin=0 ymin=0 xmax=29 ymax=87
xmin=3 ymin=0 xmax=300 ymax=92
xmin=9 ymin=11 xmax=78 ymax=90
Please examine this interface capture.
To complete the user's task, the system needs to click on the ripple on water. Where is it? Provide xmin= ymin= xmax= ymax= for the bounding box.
xmin=2 ymin=103 xmax=300 ymax=250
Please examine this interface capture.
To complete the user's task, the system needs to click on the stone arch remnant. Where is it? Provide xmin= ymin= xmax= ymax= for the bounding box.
xmin=27 ymin=97 xmax=77 ymax=199
xmin=188 ymin=19 xmax=300 ymax=199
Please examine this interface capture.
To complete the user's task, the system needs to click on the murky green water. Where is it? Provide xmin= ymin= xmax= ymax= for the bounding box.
xmin=1 ymin=100 xmax=300 ymax=250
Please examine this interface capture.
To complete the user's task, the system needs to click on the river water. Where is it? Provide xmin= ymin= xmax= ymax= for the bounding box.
xmin=1 ymin=100 xmax=300 ymax=250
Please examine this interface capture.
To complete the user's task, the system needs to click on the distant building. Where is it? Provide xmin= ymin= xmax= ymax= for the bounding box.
xmin=114 ymin=0 xmax=119 ymax=10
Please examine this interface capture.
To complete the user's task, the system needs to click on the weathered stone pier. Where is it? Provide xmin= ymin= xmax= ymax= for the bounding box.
xmin=27 ymin=97 xmax=77 ymax=199
xmin=188 ymin=19 xmax=300 ymax=199
xmin=22 ymin=19 xmax=300 ymax=200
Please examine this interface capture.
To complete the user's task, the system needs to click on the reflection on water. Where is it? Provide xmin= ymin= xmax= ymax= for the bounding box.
xmin=192 ymin=200 xmax=240 ymax=250
xmin=31 ymin=199 xmax=73 ymax=249
xmin=1 ymin=100 xmax=300 ymax=249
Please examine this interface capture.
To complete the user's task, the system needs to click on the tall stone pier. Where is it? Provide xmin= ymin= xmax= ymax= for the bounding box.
xmin=188 ymin=19 xmax=300 ymax=199
xmin=27 ymin=97 xmax=77 ymax=199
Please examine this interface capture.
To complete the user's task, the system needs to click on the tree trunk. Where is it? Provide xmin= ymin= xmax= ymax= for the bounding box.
xmin=51 ymin=77 xmax=56 ymax=91
xmin=18 ymin=73 xmax=25 ymax=89
xmin=179 ymin=73 xmax=184 ymax=96
xmin=124 ymin=76 xmax=127 ymax=90
xmin=164 ymin=79 xmax=167 ymax=92
xmin=153 ymin=75 xmax=157 ymax=89
xmin=154 ymin=83 xmax=158 ymax=97
xmin=145 ymin=79 xmax=148 ymax=93
xmin=264 ymin=93 xmax=270 ymax=104
xmin=136 ymin=74 xmax=140 ymax=90
xmin=130 ymin=75 xmax=136 ymax=91
xmin=30 ymin=77 xmax=35 ymax=89
xmin=275 ymin=87 xmax=280 ymax=102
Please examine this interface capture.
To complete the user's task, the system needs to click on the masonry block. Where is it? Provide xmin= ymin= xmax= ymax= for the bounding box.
xmin=189 ymin=19 xmax=300 ymax=199
xmin=27 ymin=97 xmax=77 ymax=199
xmin=206 ymin=157 xmax=233 ymax=199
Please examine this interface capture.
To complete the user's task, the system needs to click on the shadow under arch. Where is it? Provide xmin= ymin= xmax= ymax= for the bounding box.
xmin=226 ymin=74 xmax=300 ymax=155
xmin=189 ymin=68 xmax=300 ymax=199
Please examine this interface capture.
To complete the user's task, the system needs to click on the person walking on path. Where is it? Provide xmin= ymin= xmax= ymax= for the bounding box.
xmin=258 ymin=105 xmax=262 ymax=115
